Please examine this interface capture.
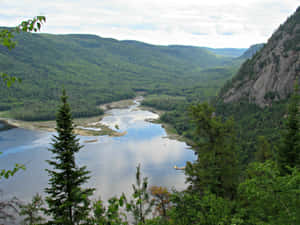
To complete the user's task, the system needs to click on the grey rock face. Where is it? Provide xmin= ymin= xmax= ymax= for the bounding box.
xmin=222 ymin=8 xmax=300 ymax=107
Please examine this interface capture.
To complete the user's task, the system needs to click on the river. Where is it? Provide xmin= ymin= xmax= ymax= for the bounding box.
xmin=0 ymin=100 xmax=195 ymax=203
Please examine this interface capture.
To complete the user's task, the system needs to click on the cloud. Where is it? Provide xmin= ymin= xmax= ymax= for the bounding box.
xmin=0 ymin=0 xmax=299 ymax=48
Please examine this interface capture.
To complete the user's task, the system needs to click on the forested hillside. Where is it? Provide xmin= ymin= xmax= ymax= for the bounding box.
xmin=237 ymin=43 xmax=264 ymax=59
xmin=0 ymin=30 xmax=241 ymax=120
xmin=144 ymin=6 xmax=300 ymax=162
xmin=214 ymin=6 xmax=300 ymax=159
xmin=203 ymin=47 xmax=246 ymax=57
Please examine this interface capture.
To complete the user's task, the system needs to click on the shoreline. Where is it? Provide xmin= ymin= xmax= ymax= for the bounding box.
xmin=0 ymin=98 xmax=138 ymax=137
xmin=138 ymin=105 xmax=194 ymax=146
xmin=0 ymin=96 xmax=193 ymax=147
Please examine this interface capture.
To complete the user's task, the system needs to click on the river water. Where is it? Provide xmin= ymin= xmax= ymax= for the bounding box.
xmin=0 ymin=100 xmax=195 ymax=203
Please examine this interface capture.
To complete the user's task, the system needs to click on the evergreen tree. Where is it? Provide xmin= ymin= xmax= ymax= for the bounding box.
xmin=278 ymin=85 xmax=300 ymax=174
xmin=19 ymin=193 xmax=45 ymax=225
xmin=185 ymin=103 xmax=239 ymax=199
xmin=255 ymin=136 xmax=272 ymax=162
xmin=45 ymin=90 xmax=94 ymax=225
xmin=125 ymin=164 xmax=154 ymax=225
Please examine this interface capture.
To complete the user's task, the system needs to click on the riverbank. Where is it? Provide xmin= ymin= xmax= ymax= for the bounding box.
xmin=138 ymin=105 xmax=194 ymax=146
xmin=0 ymin=119 xmax=17 ymax=131
xmin=0 ymin=98 xmax=137 ymax=137
xmin=0 ymin=96 xmax=193 ymax=146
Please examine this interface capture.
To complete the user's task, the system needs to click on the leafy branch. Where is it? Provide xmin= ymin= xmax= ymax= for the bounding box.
xmin=0 ymin=16 xmax=46 ymax=87
xmin=0 ymin=152 xmax=26 ymax=179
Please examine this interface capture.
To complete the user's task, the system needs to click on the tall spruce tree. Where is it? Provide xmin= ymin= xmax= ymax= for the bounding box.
xmin=45 ymin=90 xmax=94 ymax=225
xmin=185 ymin=103 xmax=239 ymax=199
xmin=278 ymin=85 xmax=300 ymax=174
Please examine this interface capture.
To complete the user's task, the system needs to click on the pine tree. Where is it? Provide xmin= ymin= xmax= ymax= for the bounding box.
xmin=255 ymin=136 xmax=272 ymax=162
xmin=185 ymin=103 xmax=239 ymax=199
xmin=125 ymin=164 xmax=154 ymax=225
xmin=278 ymin=85 xmax=300 ymax=174
xmin=45 ymin=90 xmax=94 ymax=225
xmin=19 ymin=193 xmax=45 ymax=225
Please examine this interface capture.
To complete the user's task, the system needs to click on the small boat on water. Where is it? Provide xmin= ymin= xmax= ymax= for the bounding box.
xmin=174 ymin=165 xmax=185 ymax=170
xmin=84 ymin=139 xmax=98 ymax=143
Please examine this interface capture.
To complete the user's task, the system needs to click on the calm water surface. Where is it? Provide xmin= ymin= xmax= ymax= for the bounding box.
xmin=0 ymin=101 xmax=195 ymax=202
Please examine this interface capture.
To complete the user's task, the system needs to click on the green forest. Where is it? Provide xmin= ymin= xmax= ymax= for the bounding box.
xmin=0 ymin=28 xmax=243 ymax=121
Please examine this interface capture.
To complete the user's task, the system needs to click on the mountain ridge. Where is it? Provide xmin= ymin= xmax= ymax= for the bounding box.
xmin=219 ymin=6 xmax=300 ymax=107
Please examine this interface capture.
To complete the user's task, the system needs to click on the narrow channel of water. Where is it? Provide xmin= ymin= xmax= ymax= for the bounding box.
xmin=0 ymin=100 xmax=195 ymax=202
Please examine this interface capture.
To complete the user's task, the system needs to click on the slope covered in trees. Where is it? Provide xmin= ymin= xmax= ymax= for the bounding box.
xmin=143 ymin=6 xmax=300 ymax=161
xmin=237 ymin=43 xmax=264 ymax=59
xmin=0 ymin=30 xmax=241 ymax=120
xmin=213 ymin=6 xmax=300 ymax=159
xmin=203 ymin=47 xmax=246 ymax=57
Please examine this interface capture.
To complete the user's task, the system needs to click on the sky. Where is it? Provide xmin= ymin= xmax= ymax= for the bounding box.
xmin=0 ymin=0 xmax=299 ymax=48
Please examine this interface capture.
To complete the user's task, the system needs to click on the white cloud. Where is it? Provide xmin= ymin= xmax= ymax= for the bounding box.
xmin=0 ymin=0 xmax=299 ymax=47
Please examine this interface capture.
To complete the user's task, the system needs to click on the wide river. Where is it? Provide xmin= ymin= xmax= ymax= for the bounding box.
xmin=0 ymin=100 xmax=195 ymax=202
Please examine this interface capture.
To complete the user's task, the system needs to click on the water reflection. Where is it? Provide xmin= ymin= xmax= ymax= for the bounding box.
xmin=0 ymin=103 xmax=195 ymax=202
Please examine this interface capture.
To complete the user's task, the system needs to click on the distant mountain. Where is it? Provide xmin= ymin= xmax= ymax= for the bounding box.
xmin=219 ymin=6 xmax=300 ymax=107
xmin=0 ymin=31 xmax=241 ymax=120
xmin=238 ymin=43 xmax=264 ymax=59
xmin=203 ymin=47 xmax=247 ymax=57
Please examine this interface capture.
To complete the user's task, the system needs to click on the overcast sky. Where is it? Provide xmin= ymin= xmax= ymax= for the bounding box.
xmin=0 ymin=0 xmax=299 ymax=48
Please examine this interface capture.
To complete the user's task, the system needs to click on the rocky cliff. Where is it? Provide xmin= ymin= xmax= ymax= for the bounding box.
xmin=220 ymin=7 xmax=300 ymax=107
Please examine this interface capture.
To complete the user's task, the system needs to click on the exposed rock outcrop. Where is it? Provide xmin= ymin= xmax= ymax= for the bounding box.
xmin=220 ymin=7 xmax=300 ymax=107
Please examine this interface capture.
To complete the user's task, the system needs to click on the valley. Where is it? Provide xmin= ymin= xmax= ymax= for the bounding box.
xmin=0 ymin=4 xmax=299 ymax=225
xmin=0 ymin=30 xmax=244 ymax=121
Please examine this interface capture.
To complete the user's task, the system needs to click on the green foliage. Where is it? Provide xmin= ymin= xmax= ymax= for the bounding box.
xmin=0 ymin=16 xmax=45 ymax=87
xmin=0 ymin=16 xmax=45 ymax=49
xmin=255 ymin=136 xmax=272 ymax=162
xmin=0 ymin=72 xmax=21 ymax=87
xmin=89 ymin=196 xmax=128 ymax=225
xmin=9 ymin=100 xmax=104 ymax=121
xmin=215 ymin=100 xmax=287 ymax=162
xmin=238 ymin=43 xmax=264 ymax=60
xmin=169 ymin=190 xmax=234 ymax=225
xmin=277 ymin=85 xmax=300 ymax=174
xmin=236 ymin=161 xmax=300 ymax=225
xmin=280 ymin=6 xmax=300 ymax=51
xmin=19 ymin=193 xmax=45 ymax=225
xmin=203 ymin=47 xmax=246 ymax=57
xmin=142 ymin=95 xmax=187 ymax=111
xmin=185 ymin=103 xmax=239 ymax=199
xmin=44 ymin=90 xmax=94 ymax=224
xmin=0 ymin=157 xmax=25 ymax=180
xmin=125 ymin=164 xmax=154 ymax=225
xmin=144 ymin=217 xmax=170 ymax=225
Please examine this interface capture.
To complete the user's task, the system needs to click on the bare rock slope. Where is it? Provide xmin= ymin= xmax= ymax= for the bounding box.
xmin=220 ymin=7 xmax=300 ymax=107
